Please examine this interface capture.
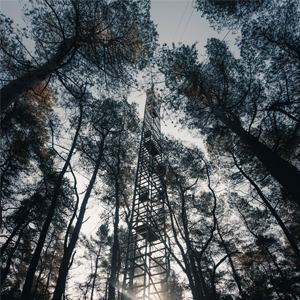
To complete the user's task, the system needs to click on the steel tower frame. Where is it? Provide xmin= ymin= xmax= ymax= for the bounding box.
xmin=122 ymin=88 xmax=169 ymax=300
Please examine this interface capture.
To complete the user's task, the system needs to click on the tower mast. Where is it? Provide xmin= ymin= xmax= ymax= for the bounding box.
xmin=122 ymin=87 xmax=169 ymax=300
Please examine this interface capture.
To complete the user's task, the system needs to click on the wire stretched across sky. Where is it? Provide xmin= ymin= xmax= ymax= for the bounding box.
xmin=179 ymin=5 xmax=195 ymax=43
xmin=172 ymin=0 xmax=191 ymax=43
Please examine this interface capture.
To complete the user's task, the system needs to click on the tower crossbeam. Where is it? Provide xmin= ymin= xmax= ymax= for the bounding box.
xmin=122 ymin=88 xmax=169 ymax=300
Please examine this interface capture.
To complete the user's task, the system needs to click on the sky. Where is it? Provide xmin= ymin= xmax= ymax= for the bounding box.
xmin=152 ymin=0 xmax=238 ymax=51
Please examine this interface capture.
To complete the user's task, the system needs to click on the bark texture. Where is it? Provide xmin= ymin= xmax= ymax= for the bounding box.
xmin=1 ymin=37 xmax=76 ymax=111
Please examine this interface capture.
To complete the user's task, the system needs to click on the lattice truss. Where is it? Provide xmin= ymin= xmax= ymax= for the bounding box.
xmin=122 ymin=88 xmax=170 ymax=300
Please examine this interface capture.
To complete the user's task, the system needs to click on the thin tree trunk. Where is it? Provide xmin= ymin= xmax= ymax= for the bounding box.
xmin=1 ymin=225 xmax=25 ymax=285
xmin=90 ymin=245 xmax=102 ymax=300
xmin=230 ymin=150 xmax=300 ymax=262
xmin=1 ymin=202 xmax=37 ymax=257
xmin=262 ymin=247 xmax=297 ymax=300
xmin=108 ymin=134 xmax=122 ymax=300
xmin=52 ymin=135 xmax=106 ymax=300
xmin=199 ymin=269 xmax=211 ymax=300
xmin=32 ymin=260 xmax=45 ymax=300
xmin=216 ymin=223 xmax=246 ymax=300
xmin=178 ymin=183 xmax=203 ymax=299
xmin=165 ymin=193 xmax=199 ymax=300
xmin=195 ymin=158 xmax=218 ymax=300
xmin=107 ymin=192 xmax=120 ymax=300
xmin=164 ymin=167 xmax=204 ymax=300
xmin=104 ymin=275 xmax=109 ymax=300
xmin=108 ymin=179 xmax=120 ymax=300
xmin=20 ymin=103 xmax=83 ymax=300
xmin=1 ymin=37 xmax=76 ymax=111
xmin=240 ymin=212 xmax=297 ymax=300
xmin=203 ymin=90 xmax=300 ymax=207
xmin=32 ymin=229 xmax=56 ymax=300
xmin=43 ymin=265 xmax=53 ymax=300
xmin=211 ymin=251 xmax=240 ymax=299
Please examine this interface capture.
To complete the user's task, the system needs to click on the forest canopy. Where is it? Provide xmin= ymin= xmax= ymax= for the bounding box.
xmin=1 ymin=0 xmax=300 ymax=300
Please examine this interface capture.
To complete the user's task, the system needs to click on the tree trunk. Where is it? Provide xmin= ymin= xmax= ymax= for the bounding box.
xmin=217 ymin=223 xmax=246 ymax=300
xmin=108 ymin=178 xmax=120 ymax=300
xmin=230 ymin=150 xmax=300 ymax=262
xmin=1 ymin=202 xmax=36 ymax=257
xmin=104 ymin=276 xmax=109 ymax=300
xmin=166 ymin=169 xmax=204 ymax=300
xmin=241 ymin=213 xmax=297 ymax=300
xmin=204 ymin=91 xmax=300 ymax=208
xmin=32 ymin=261 xmax=45 ymax=300
xmin=20 ymin=103 xmax=83 ymax=300
xmin=1 ymin=37 xmax=76 ymax=111
xmin=108 ymin=134 xmax=122 ymax=300
xmin=90 ymin=245 xmax=102 ymax=300
xmin=43 ymin=265 xmax=53 ymax=300
xmin=1 ymin=226 xmax=25 ymax=285
xmin=165 ymin=192 xmax=200 ymax=300
xmin=179 ymin=186 xmax=203 ymax=299
xmin=195 ymin=159 xmax=218 ymax=300
xmin=52 ymin=136 xmax=106 ymax=300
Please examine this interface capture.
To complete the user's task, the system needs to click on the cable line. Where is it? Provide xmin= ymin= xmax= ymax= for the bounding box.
xmin=172 ymin=0 xmax=190 ymax=43
xmin=222 ymin=29 xmax=231 ymax=41
xmin=179 ymin=4 xmax=195 ymax=42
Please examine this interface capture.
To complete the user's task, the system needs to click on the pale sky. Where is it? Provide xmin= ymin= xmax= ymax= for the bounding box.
xmin=151 ymin=0 xmax=238 ymax=53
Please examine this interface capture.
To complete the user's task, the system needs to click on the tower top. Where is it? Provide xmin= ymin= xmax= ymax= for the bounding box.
xmin=146 ymin=87 xmax=159 ymax=106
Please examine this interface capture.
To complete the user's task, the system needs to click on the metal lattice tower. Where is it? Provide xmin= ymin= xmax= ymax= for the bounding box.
xmin=122 ymin=88 xmax=169 ymax=300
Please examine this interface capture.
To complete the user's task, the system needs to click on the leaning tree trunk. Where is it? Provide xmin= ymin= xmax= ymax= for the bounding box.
xmin=90 ymin=244 xmax=102 ymax=300
xmin=1 ymin=225 xmax=26 ymax=285
xmin=241 ymin=212 xmax=298 ymax=300
xmin=217 ymin=223 xmax=247 ymax=300
xmin=52 ymin=135 xmax=106 ymax=300
xmin=166 ymin=169 xmax=205 ymax=300
xmin=178 ymin=184 xmax=203 ymax=299
xmin=20 ymin=103 xmax=83 ymax=300
xmin=230 ymin=150 xmax=300 ymax=262
xmin=1 ymin=214 xmax=30 ymax=257
xmin=164 ymin=189 xmax=201 ymax=300
xmin=1 ymin=37 xmax=76 ymax=111
xmin=203 ymin=91 xmax=300 ymax=208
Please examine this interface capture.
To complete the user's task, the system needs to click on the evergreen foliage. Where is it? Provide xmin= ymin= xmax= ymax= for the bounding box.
xmin=1 ymin=0 xmax=299 ymax=299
